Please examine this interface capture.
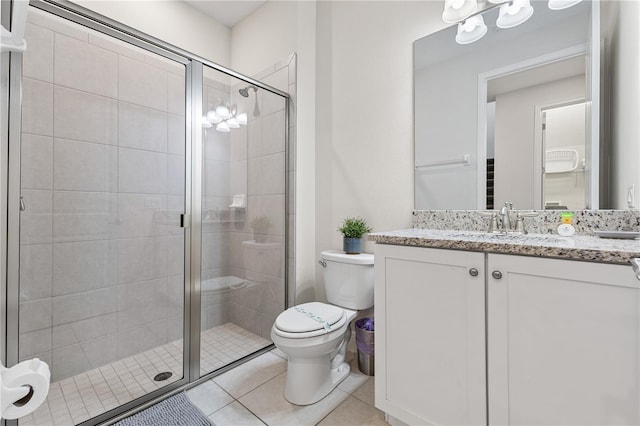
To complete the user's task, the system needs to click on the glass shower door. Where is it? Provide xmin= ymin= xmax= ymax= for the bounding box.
xmin=16 ymin=7 xmax=188 ymax=425
xmin=199 ymin=65 xmax=287 ymax=375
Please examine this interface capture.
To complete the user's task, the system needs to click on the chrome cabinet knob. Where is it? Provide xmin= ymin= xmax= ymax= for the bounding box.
xmin=492 ymin=270 xmax=503 ymax=280
xmin=469 ymin=268 xmax=479 ymax=277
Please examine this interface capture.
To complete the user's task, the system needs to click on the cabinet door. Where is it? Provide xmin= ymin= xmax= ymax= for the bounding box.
xmin=487 ymin=254 xmax=640 ymax=425
xmin=375 ymin=245 xmax=486 ymax=425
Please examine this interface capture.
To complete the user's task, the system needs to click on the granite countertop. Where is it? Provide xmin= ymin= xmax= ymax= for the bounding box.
xmin=369 ymin=229 xmax=640 ymax=265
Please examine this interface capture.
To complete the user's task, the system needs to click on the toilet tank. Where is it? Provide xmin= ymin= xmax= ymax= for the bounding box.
xmin=321 ymin=250 xmax=374 ymax=310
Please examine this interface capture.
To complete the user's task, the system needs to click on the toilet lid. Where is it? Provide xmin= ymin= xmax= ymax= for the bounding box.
xmin=275 ymin=302 xmax=345 ymax=333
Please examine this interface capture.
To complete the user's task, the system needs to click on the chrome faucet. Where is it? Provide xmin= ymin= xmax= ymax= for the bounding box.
xmin=499 ymin=202 xmax=513 ymax=232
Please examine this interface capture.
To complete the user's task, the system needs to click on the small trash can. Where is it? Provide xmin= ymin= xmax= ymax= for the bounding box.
xmin=355 ymin=317 xmax=374 ymax=376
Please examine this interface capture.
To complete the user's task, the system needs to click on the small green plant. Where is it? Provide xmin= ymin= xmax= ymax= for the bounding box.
xmin=338 ymin=217 xmax=372 ymax=238
xmin=250 ymin=215 xmax=272 ymax=233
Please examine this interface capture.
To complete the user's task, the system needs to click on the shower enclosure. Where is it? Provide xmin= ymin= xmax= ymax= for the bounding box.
xmin=1 ymin=2 xmax=290 ymax=425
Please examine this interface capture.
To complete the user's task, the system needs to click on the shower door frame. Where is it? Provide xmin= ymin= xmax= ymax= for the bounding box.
xmin=1 ymin=1 xmax=291 ymax=425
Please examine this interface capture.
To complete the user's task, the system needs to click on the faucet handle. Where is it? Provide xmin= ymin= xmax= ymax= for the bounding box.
xmin=514 ymin=211 xmax=538 ymax=234
xmin=479 ymin=211 xmax=500 ymax=233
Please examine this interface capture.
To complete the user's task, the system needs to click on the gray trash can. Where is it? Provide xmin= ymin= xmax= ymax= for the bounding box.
xmin=355 ymin=317 xmax=374 ymax=376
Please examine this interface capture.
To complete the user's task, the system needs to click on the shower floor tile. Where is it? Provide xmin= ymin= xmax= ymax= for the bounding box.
xmin=18 ymin=323 xmax=270 ymax=426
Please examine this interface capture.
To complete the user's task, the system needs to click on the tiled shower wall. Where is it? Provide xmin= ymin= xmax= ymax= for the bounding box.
xmin=200 ymin=56 xmax=296 ymax=341
xmin=19 ymin=10 xmax=186 ymax=381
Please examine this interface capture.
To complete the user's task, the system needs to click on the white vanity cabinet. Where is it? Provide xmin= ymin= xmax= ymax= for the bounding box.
xmin=487 ymin=254 xmax=640 ymax=426
xmin=375 ymin=244 xmax=640 ymax=426
xmin=374 ymin=244 xmax=487 ymax=426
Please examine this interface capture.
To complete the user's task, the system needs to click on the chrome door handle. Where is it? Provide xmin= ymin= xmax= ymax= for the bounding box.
xmin=19 ymin=197 xmax=25 ymax=211
xmin=492 ymin=270 xmax=503 ymax=280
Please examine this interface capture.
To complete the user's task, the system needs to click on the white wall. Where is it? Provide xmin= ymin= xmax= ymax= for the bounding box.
xmin=71 ymin=0 xmax=231 ymax=66
xmin=605 ymin=1 xmax=640 ymax=209
xmin=313 ymin=1 xmax=442 ymax=299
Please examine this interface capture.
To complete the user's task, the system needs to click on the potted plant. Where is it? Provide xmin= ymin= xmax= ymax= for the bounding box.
xmin=250 ymin=215 xmax=271 ymax=243
xmin=338 ymin=217 xmax=372 ymax=254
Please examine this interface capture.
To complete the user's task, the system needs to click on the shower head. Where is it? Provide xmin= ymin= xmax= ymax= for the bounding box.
xmin=239 ymin=85 xmax=257 ymax=97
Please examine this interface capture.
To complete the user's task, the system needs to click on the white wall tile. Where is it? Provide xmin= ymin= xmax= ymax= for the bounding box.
xmin=51 ymin=344 xmax=90 ymax=381
xmin=22 ymin=78 xmax=53 ymax=136
xmin=53 ymin=240 xmax=117 ymax=296
xmin=118 ymin=236 xmax=168 ymax=284
xmin=168 ymin=195 xmax=186 ymax=235
xmin=119 ymin=56 xmax=167 ymax=111
xmin=117 ymin=193 xmax=168 ymax=238
xmin=230 ymin=128 xmax=248 ymax=162
xmin=20 ymin=189 xmax=52 ymax=245
xmin=53 ymin=191 xmax=117 ymax=242
xmin=117 ymin=278 xmax=168 ymax=330
xmin=21 ymin=133 xmax=52 ymax=190
xmin=19 ymin=329 xmax=52 ymax=359
xmin=54 ymin=33 xmax=117 ymax=98
xmin=23 ymin=23 xmax=53 ymax=83
xmin=167 ymin=155 xmax=185 ymax=196
xmin=201 ymin=233 xmax=229 ymax=272
xmin=119 ymin=148 xmax=167 ymax=194
xmin=168 ymin=114 xmax=186 ymax=156
xmin=167 ymin=275 xmax=184 ymax=320
xmin=262 ymin=195 xmax=286 ymax=237
xmin=20 ymin=244 xmax=52 ymax=301
xmin=247 ymin=158 xmax=262 ymax=196
xmin=19 ymin=298 xmax=52 ymax=333
xmin=167 ymin=235 xmax=185 ymax=277
xmin=87 ymin=32 xmax=146 ymax=62
xmin=262 ymin=110 xmax=286 ymax=155
xmin=116 ymin=319 xmax=167 ymax=359
xmin=205 ymin=132 xmax=231 ymax=162
xmin=167 ymin=74 xmax=186 ymax=116
xmin=53 ymin=139 xmax=117 ymax=192
xmin=247 ymin=120 xmax=263 ymax=159
xmin=262 ymin=153 xmax=285 ymax=195
xmin=230 ymin=160 xmax=247 ymax=196
xmin=52 ymin=312 xmax=117 ymax=350
xmin=81 ymin=333 xmax=118 ymax=369
xmin=118 ymin=102 xmax=168 ymax=152
xmin=52 ymin=287 xmax=117 ymax=326
xmin=204 ymin=160 xmax=230 ymax=197
xmin=263 ymin=67 xmax=289 ymax=93
xmin=261 ymin=91 xmax=286 ymax=118
xmin=27 ymin=8 xmax=88 ymax=42
xmin=54 ymin=87 xmax=117 ymax=145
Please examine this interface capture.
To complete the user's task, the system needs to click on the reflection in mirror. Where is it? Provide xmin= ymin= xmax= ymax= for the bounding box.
xmin=414 ymin=0 xmax=640 ymax=211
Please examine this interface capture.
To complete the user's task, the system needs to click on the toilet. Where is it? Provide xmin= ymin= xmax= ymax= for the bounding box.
xmin=271 ymin=250 xmax=374 ymax=405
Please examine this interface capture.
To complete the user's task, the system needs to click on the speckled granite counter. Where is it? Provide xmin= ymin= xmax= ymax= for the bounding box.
xmin=369 ymin=229 xmax=640 ymax=265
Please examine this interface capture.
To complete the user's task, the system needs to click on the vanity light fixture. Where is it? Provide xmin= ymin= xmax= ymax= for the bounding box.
xmin=442 ymin=0 xmax=478 ymax=23
xmin=446 ymin=0 xmax=583 ymax=44
xmin=203 ymin=100 xmax=248 ymax=132
xmin=456 ymin=14 xmax=488 ymax=44
xmin=496 ymin=0 xmax=534 ymax=28
xmin=548 ymin=0 xmax=582 ymax=10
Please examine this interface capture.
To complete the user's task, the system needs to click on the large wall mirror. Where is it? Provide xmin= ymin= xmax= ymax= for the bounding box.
xmin=414 ymin=0 xmax=639 ymax=211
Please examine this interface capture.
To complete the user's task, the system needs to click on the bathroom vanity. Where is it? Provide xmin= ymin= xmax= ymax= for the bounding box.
xmin=371 ymin=229 xmax=640 ymax=426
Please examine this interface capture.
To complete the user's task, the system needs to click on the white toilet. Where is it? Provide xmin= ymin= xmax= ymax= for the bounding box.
xmin=271 ymin=250 xmax=374 ymax=405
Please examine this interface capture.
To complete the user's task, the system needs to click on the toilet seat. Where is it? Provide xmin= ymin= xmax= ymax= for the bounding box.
xmin=273 ymin=302 xmax=348 ymax=339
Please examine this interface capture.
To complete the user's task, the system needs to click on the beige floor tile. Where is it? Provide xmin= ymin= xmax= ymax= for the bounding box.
xmin=239 ymin=373 xmax=350 ymax=426
xmin=214 ymin=352 xmax=287 ymax=398
xmin=337 ymin=356 xmax=370 ymax=395
xmin=209 ymin=401 xmax=266 ymax=426
xmin=186 ymin=379 xmax=234 ymax=416
xmin=317 ymin=396 xmax=388 ymax=426
xmin=352 ymin=377 xmax=375 ymax=407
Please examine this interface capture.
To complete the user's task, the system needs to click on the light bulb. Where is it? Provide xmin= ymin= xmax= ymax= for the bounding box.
xmin=215 ymin=104 xmax=231 ymax=120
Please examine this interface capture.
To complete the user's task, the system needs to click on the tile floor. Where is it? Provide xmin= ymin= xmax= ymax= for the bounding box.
xmin=19 ymin=323 xmax=270 ymax=426
xmin=185 ymin=349 xmax=389 ymax=426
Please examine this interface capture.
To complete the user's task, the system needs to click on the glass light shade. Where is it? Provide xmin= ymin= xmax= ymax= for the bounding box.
xmin=215 ymin=104 xmax=231 ymax=119
xmin=442 ymin=0 xmax=478 ymax=23
xmin=216 ymin=121 xmax=230 ymax=132
xmin=548 ymin=0 xmax=581 ymax=10
xmin=496 ymin=0 xmax=533 ymax=28
xmin=206 ymin=110 xmax=222 ymax=124
xmin=488 ymin=0 xmax=509 ymax=3
xmin=227 ymin=117 xmax=240 ymax=128
xmin=202 ymin=116 xmax=212 ymax=128
xmin=236 ymin=112 xmax=248 ymax=126
xmin=455 ymin=15 xmax=487 ymax=44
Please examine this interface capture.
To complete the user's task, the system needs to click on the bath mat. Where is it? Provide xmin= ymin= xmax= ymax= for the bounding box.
xmin=114 ymin=392 xmax=211 ymax=426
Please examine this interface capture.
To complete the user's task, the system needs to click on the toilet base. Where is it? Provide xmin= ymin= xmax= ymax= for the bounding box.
xmin=283 ymin=355 xmax=351 ymax=406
